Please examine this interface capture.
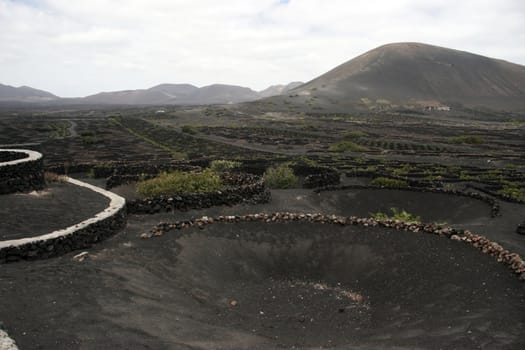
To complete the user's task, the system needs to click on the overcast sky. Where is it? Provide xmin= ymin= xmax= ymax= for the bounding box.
xmin=1 ymin=0 xmax=524 ymax=97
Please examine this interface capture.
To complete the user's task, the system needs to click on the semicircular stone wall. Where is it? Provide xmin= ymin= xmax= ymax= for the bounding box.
xmin=0 ymin=177 xmax=127 ymax=263
xmin=0 ymin=149 xmax=45 ymax=194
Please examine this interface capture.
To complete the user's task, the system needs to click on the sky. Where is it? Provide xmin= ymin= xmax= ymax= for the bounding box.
xmin=1 ymin=0 xmax=524 ymax=97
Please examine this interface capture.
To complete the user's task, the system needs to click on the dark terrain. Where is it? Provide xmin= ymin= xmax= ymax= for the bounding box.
xmin=1 ymin=190 xmax=524 ymax=349
xmin=1 ymin=42 xmax=525 ymax=349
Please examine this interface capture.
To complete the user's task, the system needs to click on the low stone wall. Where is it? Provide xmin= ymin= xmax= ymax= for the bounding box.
xmin=144 ymin=212 xmax=525 ymax=282
xmin=0 ymin=151 xmax=26 ymax=163
xmin=0 ymin=177 xmax=127 ymax=263
xmin=127 ymin=173 xmax=270 ymax=214
xmin=466 ymin=184 xmax=525 ymax=205
xmin=0 ymin=149 xmax=45 ymax=195
xmin=46 ymin=159 xmax=207 ymax=178
xmin=316 ymin=184 xmax=501 ymax=217
xmin=303 ymin=169 xmax=340 ymax=188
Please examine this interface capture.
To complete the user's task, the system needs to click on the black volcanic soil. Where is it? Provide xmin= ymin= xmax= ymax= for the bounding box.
xmin=0 ymin=189 xmax=524 ymax=349
xmin=0 ymin=182 xmax=109 ymax=240
xmin=154 ymin=188 xmax=525 ymax=257
xmin=0 ymin=220 xmax=523 ymax=350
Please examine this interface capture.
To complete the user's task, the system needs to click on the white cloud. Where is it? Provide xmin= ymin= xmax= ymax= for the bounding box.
xmin=0 ymin=0 xmax=524 ymax=97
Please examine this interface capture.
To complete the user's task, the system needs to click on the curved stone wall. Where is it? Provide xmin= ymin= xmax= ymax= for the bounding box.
xmin=0 ymin=149 xmax=45 ymax=195
xmin=0 ymin=177 xmax=126 ymax=263
xmin=316 ymin=184 xmax=501 ymax=217
xmin=144 ymin=212 xmax=525 ymax=282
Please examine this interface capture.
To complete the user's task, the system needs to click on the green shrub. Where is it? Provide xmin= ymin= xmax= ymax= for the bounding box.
xmin=498 ymin=186 xmax=525 ymax=201
xmin=392 ymin=163 xmax=413 ymax=177
xmin=82 ymin=135 xmax=98 ymax=145
xmin=44 ymin=171 xmax=68 ymax=184
xmin=343 ymin=131 xmax=367 ymax=139
xmin=181 ymin=125 xmax=197 ymax=134
xmin=459 ymin=171 xmax=477 ymax=181
xmin=302 ymin=124 xmax=318 ymax=131
xmin=448 ymin=135 xmax=484 ymax=144
xmin=370 ymin=177 xmax=408 ymax=188
xmin=372 ymin=208 xmax=420 ymax=223
xmin=264 ymin=164 xmax=298 ymax=189
xmin=136 ymin=169 xmax=224 ymax=197
xmin=209 ymin=160 xmax=241 ymax=173
xmin=328 ymin=141 xmax=368 ymax=152
xmin=294 ymin=156 xmax=334 ymax=171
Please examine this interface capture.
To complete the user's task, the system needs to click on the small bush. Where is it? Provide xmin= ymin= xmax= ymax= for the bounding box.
xmin=498 ymin=185 xmax=525 ymax=201
xmin=302 ymin=124 xmax=318 ymax=131
xmin=44 ymin=172 xmax=68 ymax=183
xmin=370 ymin=177 xmax=408 ymax=188
xmin=136 ymin=169 xmax=224 ymax=197
xmin=209 ymin=160 xmax=241 ymax=173
xmin=328 ymin=141 xmax=368 ymax=152
xmin=82 ymin=135 xmax=98 ymax=145
xmin=181 ymin=125 xmax=197 ymax=134
xmin=391 ymin=163 xmax=414 ymax=177
xmin=343 ymin=131 xmax=367 ymax=139
xmin=372 ymin=208 xmax=421 ymax=223
xmin=448 ymin=135 xmax=484 ymax=144
xmin=264 ymin=164 xmax=298 ymax=189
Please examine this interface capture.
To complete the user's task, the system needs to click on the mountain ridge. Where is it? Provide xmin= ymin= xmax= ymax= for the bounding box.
xmin=0 ymin=83 xmax=58 ymax=102
xmin=3 ymin=42 xmax=525 ymax=109
xmin=0 ymin=82 xmax=303 ymax=105
xmin=285 ymin=42 xmax=525 ymax=111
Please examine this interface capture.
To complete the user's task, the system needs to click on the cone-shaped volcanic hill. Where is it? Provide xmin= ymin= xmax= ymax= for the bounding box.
xmin=286 ymin=42 xmax=525 ymax=111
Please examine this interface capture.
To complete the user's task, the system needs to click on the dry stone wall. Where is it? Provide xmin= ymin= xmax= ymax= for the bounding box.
xmin=0 ymin=177 xmax=126 ymax=263
xmin=316 ymin=184 xmax=501 ymax=217
xmin=127 ymin=173 xmax=270 ymax=214
xmin=0 ymin=149 xmax=45 ymax=194
xmin=144 ymin=212 xmax=525 ymax=282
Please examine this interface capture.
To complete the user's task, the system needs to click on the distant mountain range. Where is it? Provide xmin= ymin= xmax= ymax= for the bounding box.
xmin=0 ymin=82 xmax=303 ymax=105
xmin=3 ymin=42 xmax=525 ymax=110
xmin=258 ymin=82 xmax=304 ymax=98
xmin=284 ymin=42 xmax=525 ymax=111
xmin=0 ymin=84 xmax=58 ymax=102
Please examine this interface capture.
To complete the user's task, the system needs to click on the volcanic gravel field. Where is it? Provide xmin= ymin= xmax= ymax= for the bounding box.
xmin=1 ymin=187 xmax=524 ymax=349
